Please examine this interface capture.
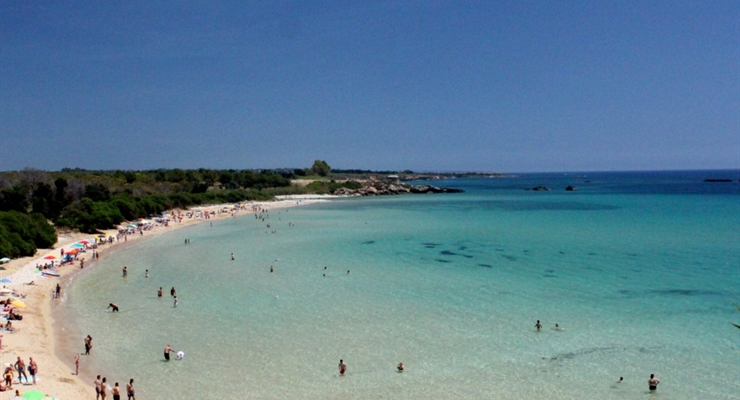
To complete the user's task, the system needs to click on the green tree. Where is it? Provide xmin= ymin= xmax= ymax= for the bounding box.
xmin=310 ymin=160 xmax=331 ymax=177
xmin=31 ymin=182 xmax=54 ymax=217
xmin=0 ymin=186 xmax=30 ymax=212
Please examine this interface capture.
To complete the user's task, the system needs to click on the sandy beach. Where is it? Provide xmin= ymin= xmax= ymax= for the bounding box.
xmin=0 ymin=195 xmax=336 ymax=399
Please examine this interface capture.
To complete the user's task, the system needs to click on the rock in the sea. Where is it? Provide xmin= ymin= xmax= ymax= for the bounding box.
xmin=333 ymin=180 xmax=462 ymax=196
xmin=565 ymin=186 xmax=577 ymax=191
xmin=528 ymin=186 xmax=551 ymax=191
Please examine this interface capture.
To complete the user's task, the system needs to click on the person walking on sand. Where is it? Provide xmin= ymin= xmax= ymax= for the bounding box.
xmin=126 ymin=378 xmax=135 ymax=400
xmin=648 ymin=373 xmax=660 ymax=391
xmin=338 ymin=359 xmax=347 ymax=376
xmin=94 ymin=375 xmax=101 ymax=400
xmin=164 ymin=344 xmax=174 ymax=361
xmin=14 ymin=356 xmax=27 ymax=384
xmin=535 ymin=320 xmax=542 ymax=332
xmin=74 ymin=354 xmax=79 ymax=375
xmin=28 ymin=357 xmax=37 ymax=384
xmin=55 ymin=283 xmax=61 ymax=298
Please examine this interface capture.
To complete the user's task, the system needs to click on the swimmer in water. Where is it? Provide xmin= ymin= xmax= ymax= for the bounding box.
xmin=535 ymin=320 xmax=542 ymax=332
xmin=554 ymin=323 xmax=564 ymax=331
xmin=648 ymin=374 xmax=660 ymax=391
xmin=397 ymin=362 xmax=404 ymax=372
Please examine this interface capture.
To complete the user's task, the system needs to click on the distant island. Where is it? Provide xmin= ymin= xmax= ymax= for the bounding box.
xmin=0 ymin=161 xmax=499 ymax=258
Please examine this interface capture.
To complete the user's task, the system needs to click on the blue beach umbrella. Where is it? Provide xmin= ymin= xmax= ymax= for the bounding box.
xmin=0 ymin=278 xmax=11 ymax=283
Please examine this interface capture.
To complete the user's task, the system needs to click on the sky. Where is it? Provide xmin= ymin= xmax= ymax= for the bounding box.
xmin=1 ymin=1 xmax=738 ymax=173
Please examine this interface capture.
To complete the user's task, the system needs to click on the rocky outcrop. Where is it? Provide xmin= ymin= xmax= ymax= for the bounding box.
xmin=565 ymin=186 xmax=577 ymax=191
xmin=527 ymin=186 xmax=551 ymax=191
xmin=333 ymin=181 xmax=463 ymax=197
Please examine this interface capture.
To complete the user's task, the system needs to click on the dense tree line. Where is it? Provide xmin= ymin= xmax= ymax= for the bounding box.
xmin=0 ymin=211 xmax=56 ymax=258
xmin=0 ymin=161 xmax=398 ymax=255
xmin=0 ymin=168 xmax=294 ymax=237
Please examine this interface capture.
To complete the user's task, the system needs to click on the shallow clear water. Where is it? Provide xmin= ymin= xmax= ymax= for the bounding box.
xmin=63 ymin=170 xmax=740 ymax=399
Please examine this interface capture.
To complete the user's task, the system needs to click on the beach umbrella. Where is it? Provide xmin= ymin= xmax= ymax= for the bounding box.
xmin=65 ymin=249 xmax=79 ymax=255
xmin=71 ymin=243 xmax=85 ymax=248
xmin=11 ymin=298 xmax=26 ymax=308
xmin=43 ymin=255 xmax=57 ymax=260
xmin=0 ymin=257 xmax=10 ymax=263
xmin=21 ymin=390 xmax=46 ymax=400
xmin=0 ymin=278 xmax=11 ymax=283
xmin=79 ymin=240 xmax=91 ymax=244
xmin=0 ymin=288 xmax=12 ymax=295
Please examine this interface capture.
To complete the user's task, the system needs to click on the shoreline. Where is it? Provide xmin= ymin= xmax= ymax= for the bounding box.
xmin=0 ymin=195 xmax=338 ymax=399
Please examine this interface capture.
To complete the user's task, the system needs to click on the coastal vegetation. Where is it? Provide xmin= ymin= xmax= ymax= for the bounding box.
xmin=0 ymin=167 xmax=298 ymax=235
xmin=0 ymin=162 xmax=477 ymax=253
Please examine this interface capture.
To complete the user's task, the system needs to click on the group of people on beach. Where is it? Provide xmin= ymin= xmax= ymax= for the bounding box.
xmin=94 ymin=375 xmax=135 ymax=400
xmin=0 ymin=356 xmax=38 ymax=391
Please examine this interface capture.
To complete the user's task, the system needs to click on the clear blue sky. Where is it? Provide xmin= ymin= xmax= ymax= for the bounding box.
xmin=1 ymin=1 xmax=738 ymax=173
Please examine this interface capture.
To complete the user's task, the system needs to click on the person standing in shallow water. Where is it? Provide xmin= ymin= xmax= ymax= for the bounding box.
xmin=126 ymin=378 xmax=135 ymax=400
xmin=164 ymin=344 xmax=174 ymax=361
xmin=535 ymin=320 xmax=542 ymax=332
xmin=170 ymin=287 xmax=176 ymax=297
xmin=94 ymin=375 xmax=101 ymax=400
xmin=338 ymin=359 xmax=347 ymax=376
xmin=157 ymin=287 xmax=162 ymax=297
xmin=648 ymin=374 xmax=660 ymax=391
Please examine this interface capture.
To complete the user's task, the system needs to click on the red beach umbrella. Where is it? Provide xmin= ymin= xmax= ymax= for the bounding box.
xmin=43 ymin=255 xmax=57 ymax=260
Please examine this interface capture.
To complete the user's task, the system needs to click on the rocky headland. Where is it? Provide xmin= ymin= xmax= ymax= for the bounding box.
xmin=333 ymin=180 xmax=463 ymax=196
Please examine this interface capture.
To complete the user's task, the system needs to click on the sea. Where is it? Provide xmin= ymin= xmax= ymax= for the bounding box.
xmin=59 ymin=170 xmax=740 ymax=399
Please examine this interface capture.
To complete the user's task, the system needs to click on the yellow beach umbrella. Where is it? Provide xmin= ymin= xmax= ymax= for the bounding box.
xmin=11 ymin=298 xmax=26 ymax=308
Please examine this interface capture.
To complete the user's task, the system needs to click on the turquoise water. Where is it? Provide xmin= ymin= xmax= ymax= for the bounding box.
xmin=62 ymin=170 xmax=740 ymax=399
